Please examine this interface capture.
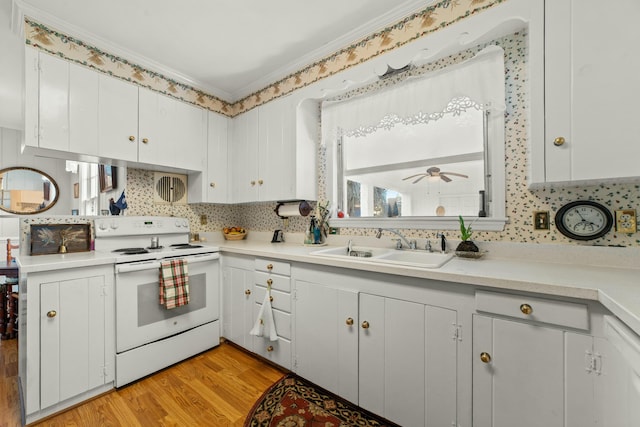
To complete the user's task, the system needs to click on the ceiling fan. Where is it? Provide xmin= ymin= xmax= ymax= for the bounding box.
xmin=402 ymin=166 xmax=469 ymax=183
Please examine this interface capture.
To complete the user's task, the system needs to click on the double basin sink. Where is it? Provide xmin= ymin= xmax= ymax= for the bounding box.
xmin=310 ymin=245 xmax=453 ymax=269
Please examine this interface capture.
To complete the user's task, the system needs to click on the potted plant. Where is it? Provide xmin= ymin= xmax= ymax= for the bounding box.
xmin=456 ymin=215 xmax=479 ymax=253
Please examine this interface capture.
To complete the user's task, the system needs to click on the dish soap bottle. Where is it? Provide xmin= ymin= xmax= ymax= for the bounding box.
xmin=304 ymin=217 xmax=314 ymax=244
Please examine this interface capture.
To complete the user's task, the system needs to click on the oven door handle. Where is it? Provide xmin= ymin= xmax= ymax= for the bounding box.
xmin=116 ymin=260 xmax=161 ymax=274
xmin=182 ymin=253 xmax=220 ymax=264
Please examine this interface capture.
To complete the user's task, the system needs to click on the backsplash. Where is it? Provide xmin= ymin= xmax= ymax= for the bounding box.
xmin=124 ymin=30 xmax=640 ymax=247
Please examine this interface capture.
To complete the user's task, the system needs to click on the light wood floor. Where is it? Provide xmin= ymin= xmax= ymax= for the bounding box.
xmin=0 ymin=340 xmax=285 ymax=427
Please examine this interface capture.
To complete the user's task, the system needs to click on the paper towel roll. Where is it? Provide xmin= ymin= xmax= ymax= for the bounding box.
xmin=276 ymin=201 xmax=311 ymax=217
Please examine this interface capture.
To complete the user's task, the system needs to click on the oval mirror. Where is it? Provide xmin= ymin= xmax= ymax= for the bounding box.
xmin=0 ymin=167 xmax=59 ymax=214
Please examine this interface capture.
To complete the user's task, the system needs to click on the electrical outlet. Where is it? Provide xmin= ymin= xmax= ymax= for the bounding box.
xmin=200 ymin=214 xmax=208 ymax=225
xmin=615 ymin=209 xmax=637 ymax=233
xmin=533 ymin=211 xmax=550 ymax=230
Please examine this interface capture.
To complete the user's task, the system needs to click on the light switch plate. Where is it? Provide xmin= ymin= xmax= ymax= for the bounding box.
xmin=615 ymin=209 xmax=637 ymax=233
xmin=200 ymin=214 xmax=207 ymax=225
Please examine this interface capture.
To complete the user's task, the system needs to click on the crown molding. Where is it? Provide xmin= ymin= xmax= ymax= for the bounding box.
xmin=229 ymin=0 xmax=431 ymax=101
xmin=12 ymin=0 xmax=234 ymax=101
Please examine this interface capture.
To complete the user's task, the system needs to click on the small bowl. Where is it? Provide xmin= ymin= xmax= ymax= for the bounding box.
xmin=223 ymin=231 xmax=247 ymax=241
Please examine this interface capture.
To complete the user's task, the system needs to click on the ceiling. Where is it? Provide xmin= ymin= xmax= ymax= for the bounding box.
xmin=16 ymin=0 xmax=427 ymax=101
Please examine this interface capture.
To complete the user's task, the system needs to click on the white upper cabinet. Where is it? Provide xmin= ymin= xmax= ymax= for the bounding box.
xmin=24 ymin=47 xmax=206 ymax=171
xmin=188 ymin=110 xmax=230 ymax=203
xmin=97 ymin=74 xmax=139 ymax=162
xmin=230 ymin=95 xmax=317 ymax=203
xmin=532 ymin=0 xmax=640 ymax=185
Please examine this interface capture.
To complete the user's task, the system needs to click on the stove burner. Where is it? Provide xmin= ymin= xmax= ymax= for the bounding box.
xmin=171 ymin=244 xmax=203 ymax=249
xmin=113 ymin=248 xmax=150 ymax=255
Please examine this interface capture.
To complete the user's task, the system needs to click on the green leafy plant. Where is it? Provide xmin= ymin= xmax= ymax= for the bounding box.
xmin=459 ymin=215 xmax=473 ymax=241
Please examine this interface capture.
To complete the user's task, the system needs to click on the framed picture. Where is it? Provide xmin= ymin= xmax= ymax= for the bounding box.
xmin=30 ymin=223 xmax=91 ymax=255
xmin=73 ymin=182 xmax=79 ymax=198
xmin=99 ymin=165 xmax=117 ymax=193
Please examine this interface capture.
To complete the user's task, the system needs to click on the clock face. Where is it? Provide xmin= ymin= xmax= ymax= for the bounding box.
xmin=555 ymin=201 xmax=613 ymax=240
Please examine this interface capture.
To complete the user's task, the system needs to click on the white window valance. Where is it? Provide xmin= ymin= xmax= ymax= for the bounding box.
xmin=322 ymin=45 xmax=506 ymax=139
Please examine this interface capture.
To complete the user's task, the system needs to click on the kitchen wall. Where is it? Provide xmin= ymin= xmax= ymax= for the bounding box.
xmin=123 ymin=30 xmax=640 ymax=247
xmin=7 ymin=0 xmax=640 ymax=248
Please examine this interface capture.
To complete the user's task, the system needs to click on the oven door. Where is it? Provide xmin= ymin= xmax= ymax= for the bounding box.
xmin=115 ymin=252 xmax=220 ymax=353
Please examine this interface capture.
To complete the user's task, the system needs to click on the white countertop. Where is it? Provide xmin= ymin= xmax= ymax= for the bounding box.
xmin=16 ymin=232 xmax=640 ymax=337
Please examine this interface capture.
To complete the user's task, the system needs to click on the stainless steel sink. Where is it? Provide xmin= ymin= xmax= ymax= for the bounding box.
xmin=310 ymin=246 xmax=453 ymax=268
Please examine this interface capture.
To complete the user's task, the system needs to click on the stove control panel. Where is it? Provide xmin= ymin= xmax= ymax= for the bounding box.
xmin=95 ymin=216 xmax=190 ymax=236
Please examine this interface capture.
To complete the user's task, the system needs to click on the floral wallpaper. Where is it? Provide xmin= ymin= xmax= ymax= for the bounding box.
xmin=20 ymin=1 xmax=640 ymax=248
xmin=23 ymin=0 xmax=505 ymax=116
xmin=124 ymin=31 xmax=640 ymax=248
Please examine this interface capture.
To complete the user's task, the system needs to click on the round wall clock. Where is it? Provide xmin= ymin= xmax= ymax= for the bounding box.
xmin=554 ymin=200 xmax=613 ymax=241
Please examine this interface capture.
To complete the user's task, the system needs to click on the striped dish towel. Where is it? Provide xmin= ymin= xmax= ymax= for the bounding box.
xmin=159 ymin=259 xmax=190 ymax=309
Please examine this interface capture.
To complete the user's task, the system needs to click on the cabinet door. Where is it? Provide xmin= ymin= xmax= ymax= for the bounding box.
xmin=138 ymin=88 xmax=168 ymax=166
xmin=173 ymin=100 xmax=206 ymax=171
xmin=360 ymin=294 xmax=456 ymax=427
xmin=38 ymin=53 xmax=69 ymax=151
xmin=98 ymin=75 xmax=138 ymax=162
xmin=473 ymin=315 xmax=565 ymax=427
xmin=258 ymin=99 xmax=285 ymax=201
xmin=230 ymin=109 xmax=259 ymax=203
xmin=545 ymin=0 xmax=640 ymax=182
xmin=69 ymin=62 xmax=99 ymax=156
xmin=295 ymin=281 xmax=358 ymax=403
xmin=223 ymin=265 xmax=254 ymax=350
xmin=206 ymin=111 xmax=229 ymax=203
xmin=24 ymin=47 xmax=39 ymax=148
xmin=40 ymin=275 xmax=107 ymax=409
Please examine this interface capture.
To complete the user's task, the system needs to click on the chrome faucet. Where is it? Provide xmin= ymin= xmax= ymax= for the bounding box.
xmin=436 ymin=232 xmax=447 ymax=253
xmin=376 ymin=228 xmax=416 ymax=250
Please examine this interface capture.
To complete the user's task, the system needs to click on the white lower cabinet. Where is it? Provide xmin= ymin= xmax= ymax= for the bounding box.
xmin=22 ymin=266 xmax=114 ymax=424
xmin=359 ymin=293 xmax=457 ymax=427
xmin=221 ymin=255 xmax=254 ymax=351
xmin=294 ymin=279 xmax=359 ymax=404
xmin=473 ymin=291 xmax=594 ymax=427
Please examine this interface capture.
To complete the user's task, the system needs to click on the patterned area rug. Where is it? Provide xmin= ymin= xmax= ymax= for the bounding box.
xmin=244 ymin=374 xmax=399 ymax=427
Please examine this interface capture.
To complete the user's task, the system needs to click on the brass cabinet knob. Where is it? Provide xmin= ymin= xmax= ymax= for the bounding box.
xmin=269 ymin=296 xmax=274 ymax=302
xmin=267 ymin=279 xmax=273 ymax=286
xmin=553 ymin=136 xmax=566 ymax=146
xmin=244 ymin=289 xmax=251 ymax=295
xmin=47 ymin=310 xmax=57 ymax=318
xmin=267 ymin=345 xmax=274 ymax=352
xmin=258 ymin=179 xmax=264 ymax=185
xmin=361 ymin=321 xmax=370 ymax=329
xmin=250 ymin=180 xmax=256 ymax=186
xmin=142 ymin=138 xmax=149 ymax=144
xmin=209 ymin=182 xmax=216 ymax=188
xmin=480 ymin=352 xmax=492 ymax=363
xmin=128 ymin=136 xmax=135 ymax=142
xmin=267 ymin=264 xmax=273 ymax=271
xmin=520 ymin=303 xmax=533 ymax=315
xmin=346 ymin=317 xmax=354 ymax=326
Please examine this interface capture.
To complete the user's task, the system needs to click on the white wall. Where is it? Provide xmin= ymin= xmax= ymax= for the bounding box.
xmin=0 ymin=0 xmax=25 ymax=130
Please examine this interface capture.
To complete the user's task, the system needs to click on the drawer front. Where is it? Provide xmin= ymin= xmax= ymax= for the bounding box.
xmin=253 ymin=336 xmax=291 ymax=370
xmin=254 ymin=303 xmax=291 ymax=340
xmin=254 ymin=285 xmax=291 ymax=313
xmin=254 ymin=258 xmax=291 ymax=276
xmin=254 ymin=271 xmax=291 ymax=292
xmin=475 ymin=290 xmax=589 ymax=330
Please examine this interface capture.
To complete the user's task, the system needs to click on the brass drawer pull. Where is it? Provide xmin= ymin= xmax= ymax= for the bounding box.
xmin=361 ymin=321 xmax=370 ymax=329
xmin=480 ymin=352 xmax=492 ymax=363
xmin=128 ymin=135 xmax=135 ymax=142
xmin=266 ymin=264 xmax=273 ymax=271
xmin=267 ymin=345 xmax=274 ymax=352
xmin=553 ymin=136 xmax=565 ymax=146
xmin=47 ymin=310 xmax=57 ymax=318
xmin=244 ymin=289 xmax=251 ymax=295
xmin=267 ymin=279 xmax=273 ymax=286
xmin=520 ymin=303 xmax=533 ymax=315
xmin=346 ymin=317 xmax=354 ymax=326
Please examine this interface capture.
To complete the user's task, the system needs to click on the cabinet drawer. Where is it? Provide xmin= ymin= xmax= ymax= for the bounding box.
xmin=254 ymin=258 xmax=290 ymax=276
xmin=254 ymin=285 xmax=291 ymax=313
xmin=254 ymin=303 xmax=291 ymax=340
xmin=475 ymin=290 xmax=589 ymax=330
xmin=253 ymin=336 xmax=291 ymax=370
xmin=254 ymin=271 xmax=291 ymax=292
